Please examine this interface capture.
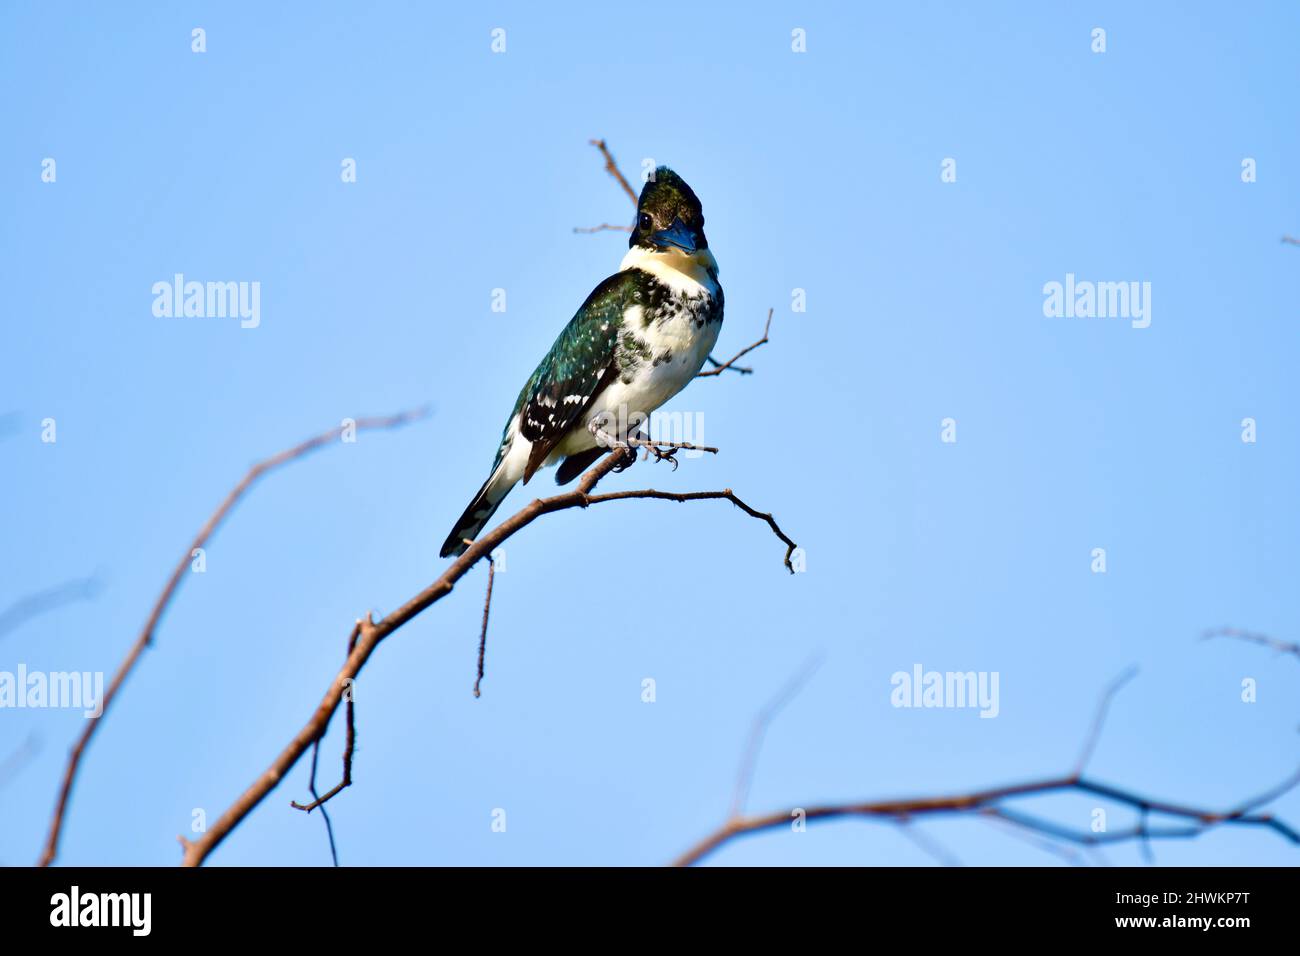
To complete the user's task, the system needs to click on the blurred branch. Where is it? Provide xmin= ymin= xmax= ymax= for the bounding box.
xmin=1071 ymin=666 xmax=1138 ymax=775
xmin=0 ymin=575 xmax=102 ymax=642
xmin=731 ymin=653 xmax=824 ymax=817
xmin=178 ymin=443 xmax=797 ymax=866
xmin=671 ymin=667 xmax=1300 ymax=866
xmin=474 ymin=561 xmax=496 ymax=699
xmin=0 ymin=734 xmax=42 ymax=792
xmin=1203 ymin=626 xmax=1300 ymax=660
xmin=1282 ymin=236 xmax=1299 ymax=246
xmin=37 ymin=407 xmax=429 ymax=868
xmin=573 ymin=223 xmax=632 ymax=234
xmin=574 ymin=139 xmax=637 ymax=232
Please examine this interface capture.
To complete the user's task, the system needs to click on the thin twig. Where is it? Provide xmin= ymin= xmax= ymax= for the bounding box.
xmin=38 ymin=408 xmax=428 ymax=868
xmin=573 ymin=223 xmax=632 ymax=234
xmin=178 ymin=445 xmax=797 ymax=866
xmin=1203 ymin=627 xmax=1300 ymax=660
xmin=300 ymin=739 xmax=339 ymax=866
xmin=731 ymin=654 xmax=824 ymax=817
xmin=589 ymin=138 xmax=638 ymax=205
xmin=899 ymin=821 xmax=963 ymax=867
xmin=474 ymin=561 xmax=496 ymax=699
xmin=0 ymin=575 xmax=102 ymax=641
xmin=981 ymin=811 xmax=1085 ymax=866
xmin=1073 ymin=665 xmax=1138 ymax=775
xmin=698 ymin=310 xmax=775 ymax=378
xmin=582 ymin=486 xmax=798 ymax=573
xmin=290 ymin=619 xmax=364 ymax=815
xmin=1282 ymin=236 xmax=1300 ymax=246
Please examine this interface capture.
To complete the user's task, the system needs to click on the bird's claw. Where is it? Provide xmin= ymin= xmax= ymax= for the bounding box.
xmin=611 ymin=448 xmax=636 ymax=473
xmin=643 ymin=443 xmax=679 ymax=470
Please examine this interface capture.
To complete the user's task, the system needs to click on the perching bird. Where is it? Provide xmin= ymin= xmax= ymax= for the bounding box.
xmin=440 ymin=167 xmax=723 ymax=558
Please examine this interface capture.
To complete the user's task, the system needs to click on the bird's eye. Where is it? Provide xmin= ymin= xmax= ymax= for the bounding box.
xmin=638 ymin=213 xmax=652 ymax=231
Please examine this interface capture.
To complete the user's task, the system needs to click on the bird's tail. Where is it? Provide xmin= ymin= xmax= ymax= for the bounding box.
xmin=440 ymin=465 xmax=513 ymax=558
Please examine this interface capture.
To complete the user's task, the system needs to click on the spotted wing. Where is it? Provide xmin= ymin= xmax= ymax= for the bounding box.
xmin=513 ymin=272 xmax=638 ymax=483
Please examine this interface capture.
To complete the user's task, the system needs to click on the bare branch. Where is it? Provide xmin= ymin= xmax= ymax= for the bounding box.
xmin=981 ymin=811 xmax=1086 ymax=866
xmin=0 ymin=575 xmax=102 ymax=642
xmin=671 ymin=768 xmax=1300 ymax=867
xmin=290 ymin=618 xmax=363 ymax=818
xmin=1282 ymin=236 xmax=1299 ymax=246
xmin=698 ymin=310 xmax=775 ymax=378
xmin=178 ymin=446 xmax=797 ymax=866
xmin=301 ymin=740 xmax=340 ymax=866
xmin=1073 ymin=665 xmax=1138 ymax=775
xmin=581 ymin=485 xmax=798 ymax=573
xmin=37 ymin=408 xmax=428 ymax=868
xmin=670 ymin=669 xmax=1300 ymax=866
xmin=288 ymin=618 xmax=365 ymax=866
xmin=898 ymin=821 xmax=962 ymax=867
xmin=731 ymin=654 xmax=824 ymax=817
xmin=474 ymin=562 xmax=496 ymax=699
xmin=589 ymin=138 xmax=638 ymax=205
xmin=573 ymin=223 xmax=632 ymax=234
xmin=1203 ymin=626 xmax=1300 ymax=660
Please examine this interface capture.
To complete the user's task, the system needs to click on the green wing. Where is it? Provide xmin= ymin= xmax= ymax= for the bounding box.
xmin=505 ymin=271 xmax=640 ymax=483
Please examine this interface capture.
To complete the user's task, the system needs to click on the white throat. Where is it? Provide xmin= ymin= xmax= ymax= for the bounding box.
xmin=619 ymin=245 xmax=720 ymax=296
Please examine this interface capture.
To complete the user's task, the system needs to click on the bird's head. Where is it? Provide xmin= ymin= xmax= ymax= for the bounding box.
xmin=631 ymin=167 xmax=709 ymax=255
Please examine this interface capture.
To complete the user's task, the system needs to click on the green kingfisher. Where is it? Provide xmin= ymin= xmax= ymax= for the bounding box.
xmin=440 ymin=167 xmax=723 ymax=558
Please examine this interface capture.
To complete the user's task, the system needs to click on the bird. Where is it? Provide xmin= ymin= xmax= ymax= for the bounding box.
xmin=440 ymin=166 xmax=724 ymax=558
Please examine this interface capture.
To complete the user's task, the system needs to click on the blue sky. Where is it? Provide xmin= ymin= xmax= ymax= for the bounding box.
xmin=2 ymin=1 xmax=1298 ymax=866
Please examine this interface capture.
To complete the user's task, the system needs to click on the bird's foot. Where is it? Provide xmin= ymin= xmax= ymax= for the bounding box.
xmin=638 ymin=440 xmax=680 ymax=471
xmin=587 ymin=420 xmax=637 ymax=472
xmin=586 ymin=420 xmax=718 ymax=472
xmin=627 ymin=434 xmax=719 ymax=470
